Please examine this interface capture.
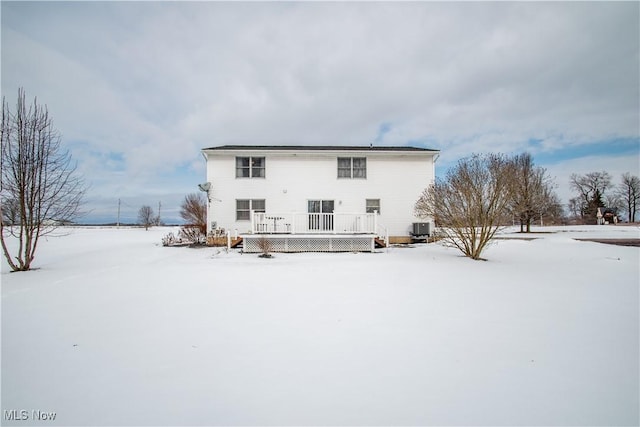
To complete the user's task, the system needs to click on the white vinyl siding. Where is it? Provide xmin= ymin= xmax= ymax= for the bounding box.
xmin=204 ymin=148 xmax=437 ymax=237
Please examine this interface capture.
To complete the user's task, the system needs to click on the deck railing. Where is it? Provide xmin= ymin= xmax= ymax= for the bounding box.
xmin=251 ymin=211 xmax=378 ymax=235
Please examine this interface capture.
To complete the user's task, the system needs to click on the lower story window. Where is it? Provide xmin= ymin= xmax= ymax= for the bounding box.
xmin=366 ymin=199 xmax=380 ymax=214
xmin=236 ymin=199 xmax=265 ymax=221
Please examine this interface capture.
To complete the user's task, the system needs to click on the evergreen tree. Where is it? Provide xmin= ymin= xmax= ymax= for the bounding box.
xmin=585 ymin=189 xmax=605 ymax=224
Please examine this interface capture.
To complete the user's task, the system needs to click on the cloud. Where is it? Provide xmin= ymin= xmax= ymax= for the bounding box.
xmin=4 ymin=2 xmax=637 ymax=146
xmin=1 ymin=1 xmax=638 ymax=220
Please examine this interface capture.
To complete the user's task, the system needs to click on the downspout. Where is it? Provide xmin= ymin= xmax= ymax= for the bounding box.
xmin=431 ymin=152 xmax=440 ymax=235
xmin=201 ymin=150 xmax=211 ymax=235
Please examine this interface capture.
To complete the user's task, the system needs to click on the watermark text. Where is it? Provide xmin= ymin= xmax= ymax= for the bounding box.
xmin=4 ymin=409 xmax=57 ymax=422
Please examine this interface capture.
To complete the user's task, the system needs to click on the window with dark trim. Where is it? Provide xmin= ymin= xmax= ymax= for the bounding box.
xmin=338 ymin=158 xmax=352 ymax=178
xmin=366 ymin=199 xmax=380 ymax=214
xmin=236 ymin=157 xmax=265 ymax=178
xmin=236 ymin=199 xmax=265 ymax=221
xmin=337 ymin=157 xmax=366 ymax=179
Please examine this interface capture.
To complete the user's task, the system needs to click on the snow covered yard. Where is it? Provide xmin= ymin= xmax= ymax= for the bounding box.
xmin=2 ymin=226 xmax=638 ymax=426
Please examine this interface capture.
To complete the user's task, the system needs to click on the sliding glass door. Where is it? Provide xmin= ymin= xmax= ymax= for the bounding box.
xmin=308 ymin=200 xmax=334 ymax=231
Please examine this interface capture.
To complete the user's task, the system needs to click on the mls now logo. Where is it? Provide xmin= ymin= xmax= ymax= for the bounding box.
xmin=3 ymin=410 xmax=29 ymax=421
xmin=4 ymin=409 xmax=57 ymax=421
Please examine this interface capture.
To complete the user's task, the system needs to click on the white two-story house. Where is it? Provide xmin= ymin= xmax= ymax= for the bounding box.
xmin=200 ymin=145 xmax=438 ymax=252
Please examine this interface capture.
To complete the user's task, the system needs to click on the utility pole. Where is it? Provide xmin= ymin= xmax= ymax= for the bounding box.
xmin=117 ymin=198 xmax=121 ymax=228
xmin=158 ymin=201 xmax=162 ymax=225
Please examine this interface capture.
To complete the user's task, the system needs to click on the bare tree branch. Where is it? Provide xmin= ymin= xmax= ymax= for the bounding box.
xmin=138 ymin=205 xmax=155 ymax=231
xmin=509 ymin=153 xmax=561 ymax=231
xmin=618 ymin=172 xmax=640 ymax=222
xmin=415 ymin=153 xmax=513 ymax=260
xmin=179 ymin=193 xmax=207 ymax=234
xmin=569 ymin=171 xmax=612 ymax=223
xmin=0 ymin=89 xmax=86 ymax=271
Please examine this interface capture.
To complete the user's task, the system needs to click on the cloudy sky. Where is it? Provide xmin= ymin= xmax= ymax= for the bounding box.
xmin=2 ymin=1 xmax=638 ymax=224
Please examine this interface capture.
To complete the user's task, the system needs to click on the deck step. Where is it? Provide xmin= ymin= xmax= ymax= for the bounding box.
xmin=230 ymin=237 xmax=243 ymax=248
xmin=374 ymin=237 xmax=387 ymax=248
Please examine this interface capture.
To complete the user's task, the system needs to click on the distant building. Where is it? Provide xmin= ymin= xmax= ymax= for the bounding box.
xmin=597 ymin=207 xmax=618 ymax=225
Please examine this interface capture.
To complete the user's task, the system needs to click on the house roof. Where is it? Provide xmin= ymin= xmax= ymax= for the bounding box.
xmin=202 ymin=145 xmax=439 ymax=153
xmin=597 ymin=207 xmax=617 ymax=214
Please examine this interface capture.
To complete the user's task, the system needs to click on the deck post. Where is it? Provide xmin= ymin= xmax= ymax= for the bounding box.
xmin=374 ymin=210 xmax=378 ymax=234
xmin=333 ymin=213 xmax=337 ymax=234
xmin=250 ymin=210 xmax=255 ymax=234
xmin=226 ymin=230 xmax=231 ymax=250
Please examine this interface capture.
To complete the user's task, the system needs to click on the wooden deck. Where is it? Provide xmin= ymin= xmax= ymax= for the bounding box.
xmin=238 ymin=211 xmax=388 ymax=253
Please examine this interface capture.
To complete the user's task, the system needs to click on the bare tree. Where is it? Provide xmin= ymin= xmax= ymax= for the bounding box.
xmin=527 ymin=187 xmax=565 ymax=226
xmin=1 ymin=197 xmax=20 ymax=226
xmin=567 ymin=197 xmax=583 ymax=221
xmin=138 ymin=205 xmax=155 ymax=230
xmin=509 ymin=153 xmax=558 ymax=232
xmin=570 ymin=171 xmax=612 ymax=223
xmin=179 ymin=193 xmax=207 ymax=234
xmin=0 ymin=89 xmax=85 ymax=271
xmin=415 ymin=153 xmax=514 ymax=260
xmin=604 ymin=194 xmax=623 ymax=217
xmin=618 ymin=172 xmax=640 ymax=222
xmin=256 ymin=236 xmax=273 ymax=258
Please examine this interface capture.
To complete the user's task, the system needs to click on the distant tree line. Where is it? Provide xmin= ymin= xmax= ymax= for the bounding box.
xmin=137 ymin=193 xmax=207 ymax=233
xmin=415 ymin=150 xmax=638 ymax=260
xmin=568 ymin=171 xmax=639 ymax=224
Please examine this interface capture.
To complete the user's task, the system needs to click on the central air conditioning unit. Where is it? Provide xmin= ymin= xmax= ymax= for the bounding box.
xmin=412 ymin=222 xmax=431 ymax=236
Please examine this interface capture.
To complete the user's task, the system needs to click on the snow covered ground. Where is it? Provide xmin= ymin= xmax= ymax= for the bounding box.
xmin=2 ymin=225 xmax=639 ymax=426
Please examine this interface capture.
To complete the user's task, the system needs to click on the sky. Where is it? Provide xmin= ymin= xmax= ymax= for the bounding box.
xmin=1 ymin=1 xmax=638 ymax=224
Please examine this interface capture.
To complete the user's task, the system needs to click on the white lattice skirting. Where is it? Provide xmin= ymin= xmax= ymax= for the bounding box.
xmin=242 ymin=235 xmax=375 ymax=253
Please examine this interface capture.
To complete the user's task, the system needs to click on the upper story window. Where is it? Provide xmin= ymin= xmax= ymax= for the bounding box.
xmin=337 ymin=157 xmax=366 ymax=179
xmin=236 ymin=157 xmax=265 ymax=178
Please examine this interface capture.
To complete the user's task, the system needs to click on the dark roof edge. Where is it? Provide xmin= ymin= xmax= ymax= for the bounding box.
xmin=202 ymin=145 xmax=439 ymax=152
